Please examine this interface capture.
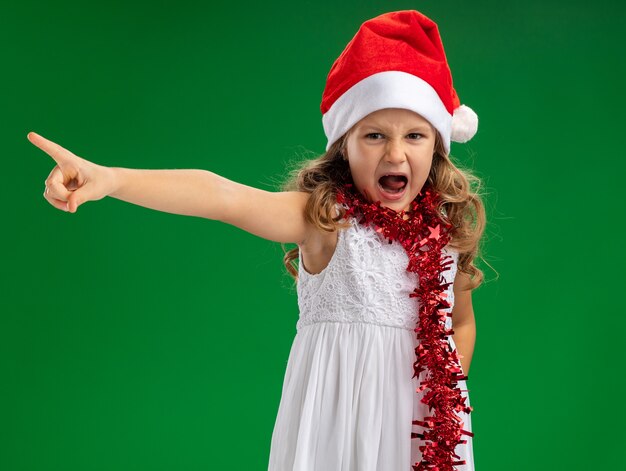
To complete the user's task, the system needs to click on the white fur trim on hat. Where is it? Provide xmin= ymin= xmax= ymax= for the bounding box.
xmin=450 ymin=104 xmax=478 ymax=143
xmin=322 ymin=71 xmax=453 ymax=154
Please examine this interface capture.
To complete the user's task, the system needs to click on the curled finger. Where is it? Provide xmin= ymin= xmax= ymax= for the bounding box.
xmin=43 ymin=191 xmax=70 ymax=212
xmin=46 ymin=181 xmax=72 ymax=202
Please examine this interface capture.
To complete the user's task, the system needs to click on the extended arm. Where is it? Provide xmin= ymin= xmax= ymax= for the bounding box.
xmin=29 ymin=132 xmax=313 ymax=244
xmin=109 ymin=167 xmax=311 ymax=244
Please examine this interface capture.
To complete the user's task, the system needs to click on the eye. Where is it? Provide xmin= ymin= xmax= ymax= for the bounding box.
xmin=365 ymin=132 xmax=424 ymax=140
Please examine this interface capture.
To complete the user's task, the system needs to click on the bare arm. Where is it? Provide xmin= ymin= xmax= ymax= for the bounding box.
xmin=29 ymin=132 xmax=312 ymax=245
xmin=109 ymin=167 xmax=312 ymax=244
xmin=109 ymin=167 xmax=226 ymax=219
xmin=451 ymin=270 xmax=476 ymax=376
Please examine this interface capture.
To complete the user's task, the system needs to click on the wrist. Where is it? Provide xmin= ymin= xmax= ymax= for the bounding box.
xmin=107 ymin=167 xmax=126 ymax=199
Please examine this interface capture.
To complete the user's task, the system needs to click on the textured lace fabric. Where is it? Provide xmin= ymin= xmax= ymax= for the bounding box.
xmin=296 ymin=208 xmax=459 ymax=332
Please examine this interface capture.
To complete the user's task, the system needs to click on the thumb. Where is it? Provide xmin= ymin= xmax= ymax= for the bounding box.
xmin=67 ymin=186 xmax=91 ymax=213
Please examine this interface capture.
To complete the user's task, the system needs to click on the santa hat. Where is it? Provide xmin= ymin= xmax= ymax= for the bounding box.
xmin=321 ymin=10 xmax=477 ymax=155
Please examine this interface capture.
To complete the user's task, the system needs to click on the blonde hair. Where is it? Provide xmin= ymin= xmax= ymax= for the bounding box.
xmin=278 ymin=128 xmax=488 ymax=290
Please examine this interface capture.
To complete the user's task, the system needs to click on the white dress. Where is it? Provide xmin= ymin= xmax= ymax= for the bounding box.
xmin=268 ymin=210 xmax=475 ymax=471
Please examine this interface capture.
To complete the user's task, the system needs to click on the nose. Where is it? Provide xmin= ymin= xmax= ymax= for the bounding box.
xmin=384 ymin=139 xmax=406 ymax=164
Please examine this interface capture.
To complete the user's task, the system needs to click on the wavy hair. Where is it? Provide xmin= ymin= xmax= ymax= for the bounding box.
xmin=278 ymin=128 xmax=488 ymax=291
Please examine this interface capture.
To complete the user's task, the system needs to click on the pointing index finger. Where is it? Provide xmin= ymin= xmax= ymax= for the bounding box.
xmin=27 ymin=132 xmax=76 ymax=166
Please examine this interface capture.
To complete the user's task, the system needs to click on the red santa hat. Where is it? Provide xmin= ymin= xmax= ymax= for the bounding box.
xmin=321 ymin=10 xmax=478 ymax=155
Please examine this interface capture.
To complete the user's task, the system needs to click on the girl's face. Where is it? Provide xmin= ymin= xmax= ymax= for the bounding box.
xmin=344 ymin=108 xmax=436 ymax=213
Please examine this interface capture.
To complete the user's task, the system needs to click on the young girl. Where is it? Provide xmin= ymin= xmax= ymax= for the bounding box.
xmin=29 ymin=10 xmax=485 ymax=471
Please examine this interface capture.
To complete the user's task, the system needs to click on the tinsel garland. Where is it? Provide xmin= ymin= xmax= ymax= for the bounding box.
xmin=335 ymin=182 xmax=474 ymax=470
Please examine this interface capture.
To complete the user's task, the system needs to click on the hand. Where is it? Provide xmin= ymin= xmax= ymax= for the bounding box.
xmin=28 ymin=132 xmax=117 ymax=213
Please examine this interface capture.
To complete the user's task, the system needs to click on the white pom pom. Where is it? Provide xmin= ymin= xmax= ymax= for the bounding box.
xmin=450 ymin=104 xmax=478 ymax=143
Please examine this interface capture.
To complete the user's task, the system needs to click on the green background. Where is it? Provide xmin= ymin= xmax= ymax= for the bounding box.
xmin=3 ymin=0 xmax=625 ymax=469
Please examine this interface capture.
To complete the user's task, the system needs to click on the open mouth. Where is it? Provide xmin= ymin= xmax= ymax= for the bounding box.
xmin=378 ymin=174 xmax=408 ymax=194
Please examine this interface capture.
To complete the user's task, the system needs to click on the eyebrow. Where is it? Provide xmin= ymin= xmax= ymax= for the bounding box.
xmin=361 ymin=124 xmax=432 ymax=132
